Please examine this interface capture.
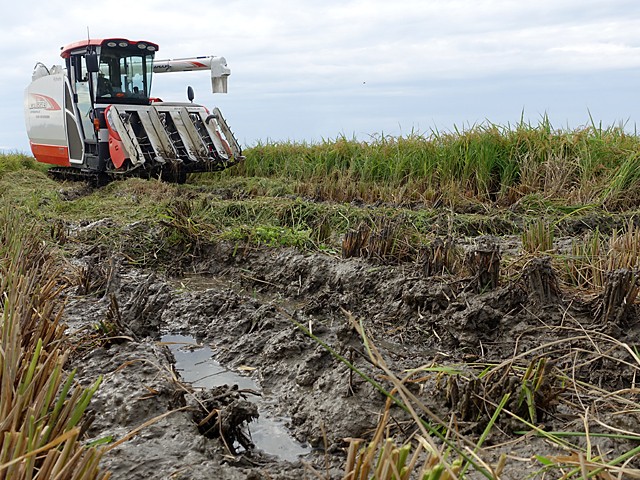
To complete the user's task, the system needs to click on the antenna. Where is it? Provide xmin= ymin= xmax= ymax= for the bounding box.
xmin=85 ymin=26 xmax=91 ymax=55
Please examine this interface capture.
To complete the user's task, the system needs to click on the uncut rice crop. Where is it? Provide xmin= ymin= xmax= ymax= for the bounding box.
xmin=227 ymin=120 xmax=640 ymax=208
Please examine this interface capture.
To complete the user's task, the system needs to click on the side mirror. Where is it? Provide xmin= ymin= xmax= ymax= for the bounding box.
xmin=187 ymin=86 xmax=195 ymax=103
xmin=86 ymin=53 xmax=99 ymax=73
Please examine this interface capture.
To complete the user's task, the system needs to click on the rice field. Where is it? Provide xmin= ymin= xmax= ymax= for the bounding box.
xmin=1 ymin=118 xmax=640 ymax=478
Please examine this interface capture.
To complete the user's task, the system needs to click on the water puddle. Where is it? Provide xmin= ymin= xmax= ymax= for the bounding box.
xmin=162 ymin=334 xmax=310 ymax=462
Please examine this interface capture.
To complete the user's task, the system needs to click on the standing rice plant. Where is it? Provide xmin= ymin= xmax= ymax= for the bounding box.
xmin=221 ymin=120 xmax=640 ymax=209
xmin=0 ymin=208 xmax=108 ymax=480
xmin=563 ymin=221 xmax=640 ymax=290
xmin=601 ymin=152 xmax=640 ymax=208
xmin=458 ymin=124 xmax=509 ymax=199
xmin=564 ymin=229 xmax=605 ymax=289
xmin=522 ymin=219 xmax=555 ymax=254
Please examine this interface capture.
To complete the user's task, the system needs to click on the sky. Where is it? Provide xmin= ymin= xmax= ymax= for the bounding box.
xmin=3 ymin=0 xmax=640 ymax=152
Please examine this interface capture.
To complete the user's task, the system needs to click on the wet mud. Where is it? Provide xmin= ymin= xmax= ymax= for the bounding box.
xmin=60 ymin=234 xmax=640 ymax=479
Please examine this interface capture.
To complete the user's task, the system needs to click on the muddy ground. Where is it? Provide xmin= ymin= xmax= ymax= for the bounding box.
xmin=58 ymin=221 xmax=640 ymax=479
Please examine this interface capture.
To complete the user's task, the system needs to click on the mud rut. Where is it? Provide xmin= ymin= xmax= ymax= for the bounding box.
xmin=60 ymin=234 xmax=640 ymax=479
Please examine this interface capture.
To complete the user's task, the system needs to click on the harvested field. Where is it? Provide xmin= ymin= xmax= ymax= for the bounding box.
xmin=1 ymin=123 xmax=640 ymax=479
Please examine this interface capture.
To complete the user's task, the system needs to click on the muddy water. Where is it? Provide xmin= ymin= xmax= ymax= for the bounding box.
xmin=162 ymin=334 xmax=310 ymax=462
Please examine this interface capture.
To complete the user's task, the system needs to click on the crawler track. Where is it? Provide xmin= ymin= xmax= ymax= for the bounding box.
xmin=46 ymin=165 xmax=189 ymax=185
xmin=47 ymin=167 xmax=110 ymax=186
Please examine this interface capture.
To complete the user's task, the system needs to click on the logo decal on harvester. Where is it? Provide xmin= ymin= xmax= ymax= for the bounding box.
xmin=153 ymin=61 xmax=207 ymax=71
xmin=28 ymin=94 xmax=61 ymax=111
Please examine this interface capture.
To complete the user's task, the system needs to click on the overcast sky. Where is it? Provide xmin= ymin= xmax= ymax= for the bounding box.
xmin=3 ymin=0 xmax=640 ymax=152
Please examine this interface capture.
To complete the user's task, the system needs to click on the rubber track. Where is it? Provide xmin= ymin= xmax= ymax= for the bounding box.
xmin=47 ymin=167 xmax=112 ymax=186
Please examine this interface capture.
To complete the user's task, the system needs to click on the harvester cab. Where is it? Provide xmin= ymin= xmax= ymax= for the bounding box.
xmin=24 ymin=38 xmax=243 ymax=183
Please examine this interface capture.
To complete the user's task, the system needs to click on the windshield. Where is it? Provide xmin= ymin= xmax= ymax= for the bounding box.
xmin=95 ymin=47 xmax=153 ymax=102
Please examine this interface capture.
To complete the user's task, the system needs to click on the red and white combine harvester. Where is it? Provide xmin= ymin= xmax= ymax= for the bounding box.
xmin=24 ymin=38 xmax=243 ymax=183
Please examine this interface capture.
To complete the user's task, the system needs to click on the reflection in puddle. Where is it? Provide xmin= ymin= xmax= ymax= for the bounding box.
xmin=162 ymin=334 xmax=310 ymax=462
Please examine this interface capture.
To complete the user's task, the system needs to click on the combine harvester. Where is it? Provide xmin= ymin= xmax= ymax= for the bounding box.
xmin=24 ymin=38 xmax=243 ymax=183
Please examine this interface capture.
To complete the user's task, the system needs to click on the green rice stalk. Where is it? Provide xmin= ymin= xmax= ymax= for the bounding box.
xmin=522 ymin=219 xmax=554 ymax=254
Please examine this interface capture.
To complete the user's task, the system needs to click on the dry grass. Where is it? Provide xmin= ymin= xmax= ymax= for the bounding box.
xmin=342 ymin=402 xmax=462 ymax=480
